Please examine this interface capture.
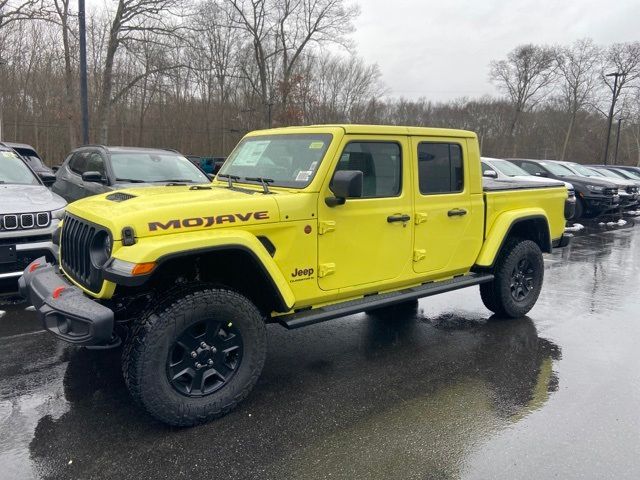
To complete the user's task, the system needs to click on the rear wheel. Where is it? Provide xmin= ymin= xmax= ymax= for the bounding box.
xmin=480 ymin=238 xmax=544 ymax=318
xmin=122 ymin=288 xmax=266 ymax=426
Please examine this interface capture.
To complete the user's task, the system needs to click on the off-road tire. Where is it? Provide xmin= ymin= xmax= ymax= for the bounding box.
xmin=480 ymin=238 xmax=544 ymax=318
xmin=122 ymin=288 xmax=267 ymax=426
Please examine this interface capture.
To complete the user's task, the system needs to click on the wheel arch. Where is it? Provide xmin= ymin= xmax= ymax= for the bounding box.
xmin=475 ymin=211 xmax=551 ymax=268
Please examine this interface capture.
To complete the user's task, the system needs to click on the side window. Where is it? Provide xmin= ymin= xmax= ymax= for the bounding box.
xmin=69 ymin=152 xmax=89 ymax=174
xmin=333 ymin=142 xmax=401 ymax=198
xmin=85 ymin=153 xmax=106 ymax=177
xmin=418 ymin=143 xmax=464 ymax=194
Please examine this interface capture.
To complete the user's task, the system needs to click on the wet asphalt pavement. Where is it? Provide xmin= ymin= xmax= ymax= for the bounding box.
xmin=2 ymin=224 xmax=640 ymax=480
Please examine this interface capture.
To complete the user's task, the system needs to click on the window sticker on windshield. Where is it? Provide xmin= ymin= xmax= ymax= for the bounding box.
xmin=309 ymin=161 xmax=318 ymax=170
xmin=295 ymin=170 xmax=312 ymax=182
xmin=309 ymin=141 xmax=324 ymax=149
xmin=234 ymin=141 xmax=271 ymax=166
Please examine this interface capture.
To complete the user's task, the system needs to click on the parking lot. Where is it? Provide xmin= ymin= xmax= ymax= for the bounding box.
xmin=0 ymin=222 xmax=638 ymax=480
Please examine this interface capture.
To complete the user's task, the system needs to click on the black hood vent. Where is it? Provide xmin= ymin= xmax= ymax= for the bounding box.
xmin=106 ymin=192 xmax=137 ymax=202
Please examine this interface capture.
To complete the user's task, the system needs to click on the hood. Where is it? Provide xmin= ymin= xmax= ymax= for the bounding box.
xmin=67 ymin=184 xmax=284 ymax=240
xmin=0 ymin=184 xmax=66 ymax=214
xmin=511 ymin=175 xmax=565 ymax=186
xmin=562 ymin=175 xmax=619 ymax=188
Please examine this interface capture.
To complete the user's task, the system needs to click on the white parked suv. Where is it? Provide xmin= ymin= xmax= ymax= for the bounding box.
xmin=0 ymin=145 xmax=66 ymax=281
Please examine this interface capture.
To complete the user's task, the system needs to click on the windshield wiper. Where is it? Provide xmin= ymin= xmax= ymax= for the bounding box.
xmin=245 ymin=176 xmax=274 ymax=194
xmin=115 ymin=178 xmax=146 ymax=183
xmin=154 ymin=179 xmax=195 ymax=183
xmin=218 ymin=173 xmax=240 ymax=188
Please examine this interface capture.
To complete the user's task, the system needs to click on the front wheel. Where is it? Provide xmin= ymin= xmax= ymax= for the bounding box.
xmin=480 ymin=238 xmax=544 ymax=318
xmin=122 ymin=288 xmax=267 ymax=426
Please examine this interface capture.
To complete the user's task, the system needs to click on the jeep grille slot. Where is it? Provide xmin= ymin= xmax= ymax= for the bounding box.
xmin=61 ymin=215 xmax=104 ymax=292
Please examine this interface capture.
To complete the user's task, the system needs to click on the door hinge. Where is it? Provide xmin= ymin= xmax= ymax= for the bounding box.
xmin=415 ymin=212 xmax=428 ymax=225
xmin=413 ymin=249 xmax=426 ymax=262
xmin=318 ymin=221 xmax=336 ymax=235
xmin=318 ymin=263 xmax=336 ymax=277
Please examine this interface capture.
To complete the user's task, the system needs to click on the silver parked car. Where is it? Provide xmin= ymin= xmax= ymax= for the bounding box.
xmin=0 ymin=145 xmax=65 ymax=282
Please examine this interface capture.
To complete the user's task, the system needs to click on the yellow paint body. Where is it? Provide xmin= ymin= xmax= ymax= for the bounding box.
xmin=61 ymin=125 xmax=567 ymax=315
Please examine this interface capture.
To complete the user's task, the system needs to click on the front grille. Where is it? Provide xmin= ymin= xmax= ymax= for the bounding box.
xmin=0 ymin=211 xmax=51 ymax=230
xmin=626 ymin=186 xmax=638 ymax=195
xmin=604 ymin=188 xmax=618 ymax=196
xmin=61 ymin=214 xmax=105 ymax=292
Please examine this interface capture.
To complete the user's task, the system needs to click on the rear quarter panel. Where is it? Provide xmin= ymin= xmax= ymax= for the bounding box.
xmin=476 ymin=186 xmax=567 ymax=267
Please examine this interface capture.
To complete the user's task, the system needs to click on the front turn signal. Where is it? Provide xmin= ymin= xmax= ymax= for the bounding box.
xmin=131 ymin=262 xmax=156 ymax=276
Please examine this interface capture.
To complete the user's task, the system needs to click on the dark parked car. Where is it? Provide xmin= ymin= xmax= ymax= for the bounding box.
xmin=554 ymin=161 xmax=639 ymax=210
xmin=0 ymin=142 xmax=54 ymax=176
xmin=187 ymin=155 xmax=226 ymax=174
xmin=508 ymin=158 xmax=620 ymax=219
xmin=52 ymin=146 xmax=210 ymax=202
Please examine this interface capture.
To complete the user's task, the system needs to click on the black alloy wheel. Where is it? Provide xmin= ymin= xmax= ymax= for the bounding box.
xmin=168 ymin=319 xmax=244 ymax=397
xmin=509 ymin=258 xmax=535 ymax=302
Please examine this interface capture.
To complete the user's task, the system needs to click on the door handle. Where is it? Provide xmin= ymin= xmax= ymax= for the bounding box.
xmin=387 ymin=214 xmax=411 ymax=223
xmin=447 ymin=208 xmax=467 ymax=217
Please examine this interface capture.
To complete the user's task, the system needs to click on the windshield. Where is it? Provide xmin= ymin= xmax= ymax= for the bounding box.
xmin=489 ymin=159 xmax=530 ymax=177
xmin=25 ymin=155 xmax=45 ymax=168
xmin=567 ymin=163 xmax=600 ymax=177
xmin=594 ymin=168 xmax=624 ymax=179
xmin=0 ymin=150 xmax=39 ymax=185
xmin=110 ymin=152 xmax=209 ymax=183
xmin=614 ymin=168 xmax=640 ymax=180
xmin=218 ymin=134 xmax=333 ymax=188
xmin=539 ymin=161 xmax=576 ymax=177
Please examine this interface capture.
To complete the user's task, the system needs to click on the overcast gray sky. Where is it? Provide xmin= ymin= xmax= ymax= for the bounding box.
xmin=352 ymin=0 xmax=640 ymax=101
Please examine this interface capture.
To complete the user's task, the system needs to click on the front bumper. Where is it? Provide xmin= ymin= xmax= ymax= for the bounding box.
xmin=18 ymin=257 xmax=114 ymax=345
xmin=0 ymin=240 xmax=58 ymax=280
xmin=564 ymin=197 xmax=576 ymax=220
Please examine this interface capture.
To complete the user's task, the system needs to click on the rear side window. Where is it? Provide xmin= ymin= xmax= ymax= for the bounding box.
xmin=333 ymin=142 xmax=402 ymax=198
xmin=418 ymin=143 xmax=464 ymax=194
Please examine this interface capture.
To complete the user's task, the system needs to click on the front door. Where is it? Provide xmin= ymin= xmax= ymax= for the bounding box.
xmin=411 ymin=137 xmax=483 ymax=275
xmin=317 ymin=137 xmax=413 ymax=291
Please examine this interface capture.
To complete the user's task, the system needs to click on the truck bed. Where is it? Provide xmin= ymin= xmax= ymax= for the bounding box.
xmin=483 ymin=178 xmax=564 ymax=191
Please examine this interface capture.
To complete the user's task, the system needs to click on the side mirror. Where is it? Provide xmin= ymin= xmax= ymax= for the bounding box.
xmin=51 ymin=166 xmax=59 ymax=173
xmin=483 ymin=169 xmax=498 ymax=179
xmin=326 ymin=170 xmax=363 ymax=207
xmin=38 ymin=172 xmax=56 ymax=187
xmin=82 ymin=171 xmax=106 ymax=183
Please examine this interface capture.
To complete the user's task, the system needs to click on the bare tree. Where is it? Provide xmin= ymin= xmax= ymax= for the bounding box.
xmin=490 ymin=44 xmax=558 ymax=155
xmin=0 ymin=0 xmax=41 ymax=29
xmin=96 ymin=0 xmax=185 ymax=143
xmin=556 ymin=39 xmax=600 ymax=159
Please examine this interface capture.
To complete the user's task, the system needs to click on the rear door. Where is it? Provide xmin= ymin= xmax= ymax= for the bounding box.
xmin=411 ymin=137 xmax=483 ymax=275
xmin=317 ymin=136 xmax=413 ymax=291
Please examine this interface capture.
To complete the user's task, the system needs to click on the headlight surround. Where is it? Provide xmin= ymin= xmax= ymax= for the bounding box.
xmin=52 ymin=207 xmax=66 ymax=220
xmin=89 ymin=230 xmax=112 ymax=268
xmin=585 ymin=184 xmax=604 ymax=193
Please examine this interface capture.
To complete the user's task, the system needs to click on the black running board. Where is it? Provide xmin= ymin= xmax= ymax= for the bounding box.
xmin=277 ymin=272 xmax=494 ymax=330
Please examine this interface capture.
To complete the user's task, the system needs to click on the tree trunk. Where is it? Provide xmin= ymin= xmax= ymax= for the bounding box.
xmin=560 ymin=114 xmax=575 ymax=161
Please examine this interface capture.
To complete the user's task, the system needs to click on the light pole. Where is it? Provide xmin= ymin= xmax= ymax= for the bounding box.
xmin=0 ymin=58 xmax=6 ymax=140
xmin=78 ymin=0 xmax=90 ymax=144
xmin=603 ymin=72 xmax=622 ymax=165
xmin=613 ymin=118 xmax=625 ymax=165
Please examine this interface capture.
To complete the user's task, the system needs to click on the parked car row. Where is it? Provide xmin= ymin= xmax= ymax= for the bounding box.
xmin=482 ymin=157 xmax=640 ymax=220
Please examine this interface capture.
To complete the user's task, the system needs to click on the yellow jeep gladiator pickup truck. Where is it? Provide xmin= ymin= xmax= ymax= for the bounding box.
xmin=19 ymin=125 xmax=570 ymax=426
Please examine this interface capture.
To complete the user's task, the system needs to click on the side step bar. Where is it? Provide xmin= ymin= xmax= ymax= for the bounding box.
xmin=277 ymin=272 xmax=494 ymax=330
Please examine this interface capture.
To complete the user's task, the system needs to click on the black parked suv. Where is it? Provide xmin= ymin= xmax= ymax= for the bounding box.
xmin=52 ymin=146 xmax=210 ymax=202
xmin=508 ymin=159 xmax=620 ymax=219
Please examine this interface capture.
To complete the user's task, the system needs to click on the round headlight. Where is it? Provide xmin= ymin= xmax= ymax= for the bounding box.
xmin=90 ymin=231 xmax=112 ymax=268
